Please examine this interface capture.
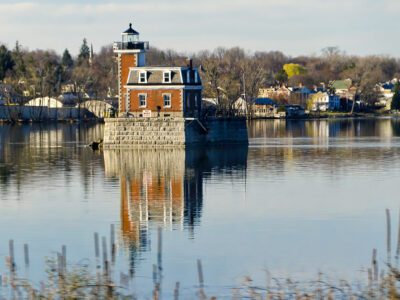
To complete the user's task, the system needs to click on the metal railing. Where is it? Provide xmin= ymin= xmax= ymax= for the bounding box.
xmin=113 ymin=41 xmax=149 ymax=51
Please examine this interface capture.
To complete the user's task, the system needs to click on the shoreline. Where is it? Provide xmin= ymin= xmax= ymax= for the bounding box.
xmin=1 ymin=113 xmax=400 ymax=125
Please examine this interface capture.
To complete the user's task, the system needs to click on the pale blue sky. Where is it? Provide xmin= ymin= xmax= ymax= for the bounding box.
xmin=0 ymin=0 xmax=398 ymax=57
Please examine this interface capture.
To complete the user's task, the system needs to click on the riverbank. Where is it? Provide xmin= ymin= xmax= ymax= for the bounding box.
xmin=249 ymin=111 xmax=400 ymax=120
xmin=308 ymin=111 xmax=400 ymax=119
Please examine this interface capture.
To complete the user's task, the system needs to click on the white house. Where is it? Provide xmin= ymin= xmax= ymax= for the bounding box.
xmin=233 ymin=97 xmax=247 ymax=115
xmin=309 ymin=92 xmax=329 ymax=111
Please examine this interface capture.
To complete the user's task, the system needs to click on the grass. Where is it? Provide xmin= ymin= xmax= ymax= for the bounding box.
xmin=2 ymin=211 xmax=400 ymax=299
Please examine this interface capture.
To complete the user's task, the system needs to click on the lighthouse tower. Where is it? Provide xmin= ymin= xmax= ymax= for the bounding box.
xmin=113 ymin=23 xmax=149 ymax=114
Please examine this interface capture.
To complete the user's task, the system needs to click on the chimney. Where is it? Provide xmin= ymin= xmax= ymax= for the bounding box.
xmin=186 ymin=58 xmax=193 ymax=69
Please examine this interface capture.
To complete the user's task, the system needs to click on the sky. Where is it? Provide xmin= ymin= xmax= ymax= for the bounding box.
xmin=0 ymin=0 xmax=398 ymax=57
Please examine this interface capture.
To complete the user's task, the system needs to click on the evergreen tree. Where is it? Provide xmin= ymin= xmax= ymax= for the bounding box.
xmin=61 ymin=49 xmax=73 ymax=68
xmin=78 ymin=38 xmax=90 ymax=64
xmin=12 ymin=41 xmax=26 ymax=77
xmin=0 ymin=45 xmax=15 ymax=81
xmin=274 ymin=69 xmax=288 ymax=84
xmin=391 ymin=83 xmax=400 ymax=110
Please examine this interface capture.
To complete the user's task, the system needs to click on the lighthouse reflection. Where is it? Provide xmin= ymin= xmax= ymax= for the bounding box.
xmin=103 ymin=147 xmax=247 ymax=273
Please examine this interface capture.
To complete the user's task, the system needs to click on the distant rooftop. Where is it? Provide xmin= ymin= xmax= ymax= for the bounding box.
xmin=331 ymin=79 xmax=352 ymax=90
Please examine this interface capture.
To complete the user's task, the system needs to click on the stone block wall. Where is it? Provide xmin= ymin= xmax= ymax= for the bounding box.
xmin=104 ymin=117 xmax=186 ymax=148
xmin=103 ymin=117 xmax=249 ymax=148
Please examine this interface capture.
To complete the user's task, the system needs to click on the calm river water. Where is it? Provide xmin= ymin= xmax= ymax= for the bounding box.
xmin=1 ymin=118 xmax=400 ymax=297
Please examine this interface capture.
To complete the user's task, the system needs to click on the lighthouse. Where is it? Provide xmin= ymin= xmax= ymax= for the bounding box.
xmin=113 ymin=23 xmax=149 ymax=114
xmin=104 ymin=23 xmax=247 ymax=148
xmin=113 ymin=22 xmax=202 ymax=118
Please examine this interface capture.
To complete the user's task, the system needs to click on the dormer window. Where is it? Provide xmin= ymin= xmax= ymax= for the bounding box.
xmin=163 ymin=71 xmax=171 ymax=83
xmin=139 ymin=71 xmax=147 ymax=83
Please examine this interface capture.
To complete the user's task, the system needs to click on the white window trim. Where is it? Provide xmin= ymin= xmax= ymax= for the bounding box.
xmin=163 ymin=71 xmax=171 ymax=83
xmin=163 ymin=93 xmax=171 ymax=108
xmin=139 ymin=71 xmax=147 ymax=83
xmin=139 ymin=93 xmax=147 ymax=108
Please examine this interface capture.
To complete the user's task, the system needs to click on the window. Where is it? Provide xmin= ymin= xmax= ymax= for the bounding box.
xmin=194 ymin=71 xmax=198 ymax=83
xmin=163 ymin=94 xmax=171 ymax=108
xmin=139 ymin=93 xmax=147 ymax=107
xmin=139 ymin=71 xmax=147 ymax=83
xmin=194 ymin=94 xmax=198 ymax=108
xmin=163 ymin=71 xmax=171 ymax=83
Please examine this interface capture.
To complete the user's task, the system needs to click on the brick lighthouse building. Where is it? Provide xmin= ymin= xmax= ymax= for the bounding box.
xmin=103 ymin=23 xmax=248 ymax=147
xmin=113 ymin=23 xmax=202 ymax=118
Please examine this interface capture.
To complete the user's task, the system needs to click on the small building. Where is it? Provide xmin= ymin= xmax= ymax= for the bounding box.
xmin=307 ymin=92 xmax=340 ymax=112
xmin=375 ymin=81 xmax=397 ymax=109
xmin=329 ymin=94 xmax=340 ymax=111
xmin=233 ymin=97 xmax=247 ymax=115
xmin=289 ymin=86 xmax=315 ymax=107
xmin=252 ymin=97 xmax=276 ymax=118
xmin=330 ymin=79 xmax=355 ymax=100
xmin=285 ymin=105 xmax=306 ymax=118
xmin=258 ymin=86 xmax=291 ymax=103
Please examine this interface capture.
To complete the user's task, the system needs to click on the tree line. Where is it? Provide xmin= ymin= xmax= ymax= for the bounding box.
xmin=0 ymin=39 xmax=116 ymax=103
xmin=1 ymin=41 xmax=400 ymax=110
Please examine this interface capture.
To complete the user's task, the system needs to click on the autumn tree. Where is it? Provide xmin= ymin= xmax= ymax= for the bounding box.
xmin=283 ymin=63 xmax=306 ymax=79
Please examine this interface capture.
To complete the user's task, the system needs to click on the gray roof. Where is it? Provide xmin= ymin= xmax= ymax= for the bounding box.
xmin=126 ymin=67 xmax=202 ymax=86
xmin=123 ymin=23 xmax=139 ymax=35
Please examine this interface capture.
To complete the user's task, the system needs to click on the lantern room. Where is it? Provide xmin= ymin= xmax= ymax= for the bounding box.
xmin=113 ymin=23 xmax=149 ymax=51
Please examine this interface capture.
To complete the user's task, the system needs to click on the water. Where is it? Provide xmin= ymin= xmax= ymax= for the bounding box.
xmin=1 ymin=119 xmax=400 ymax=297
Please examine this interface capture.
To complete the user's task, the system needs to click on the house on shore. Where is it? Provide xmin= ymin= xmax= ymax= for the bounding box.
xmin=307 ymin=92 xmax=340 ymax=111
xmin=375 ymin=80 xmax=398 ymax=109
xmin=289 ymin=86 xmax=315 ymax=107
xmin=252 ymin=97 xmax=276 ymax=118
xmin=258 ymin=86 xmax=291 ymax=103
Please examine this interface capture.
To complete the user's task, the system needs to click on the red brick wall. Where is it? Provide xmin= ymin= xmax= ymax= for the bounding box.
xmin=119 ymin=54 xmax=137 ymax=113
xmin=128 ymin=89 xmax=183 ymax=112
